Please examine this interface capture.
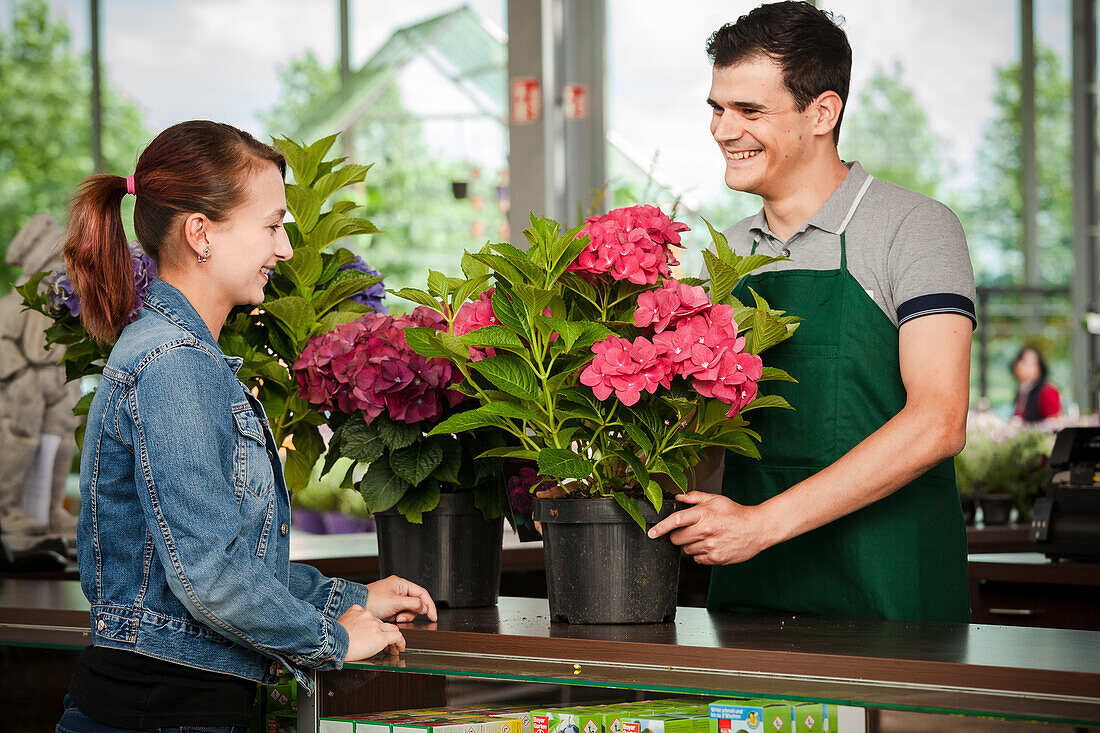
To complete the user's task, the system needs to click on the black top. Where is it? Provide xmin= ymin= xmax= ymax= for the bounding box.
xmin=69 ymin=645 xmax=257 ymax=727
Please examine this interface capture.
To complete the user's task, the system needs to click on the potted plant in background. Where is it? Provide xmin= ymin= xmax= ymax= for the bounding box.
xmin=395 ymin=205 xmax=799 ymax=623
xmin=293 ymin=307 xmax=509 ymax=608
xmin=955 ymin=413 xmax=1056 ymax=525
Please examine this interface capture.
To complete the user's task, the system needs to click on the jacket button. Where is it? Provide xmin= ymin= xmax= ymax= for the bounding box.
xmin=267 ymin=448 xmax=277 ymax=462
xmin=280 ymin=522 xmax=289 ymax=536
xmin=96 ymin=619 xmax=106 ymax=631
xmin=269 ymin=663 xmax=278 ymax=676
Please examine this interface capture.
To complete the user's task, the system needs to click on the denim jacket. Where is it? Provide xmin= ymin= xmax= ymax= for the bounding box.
xmin=77 ymin=278 xmax=367 ymax=694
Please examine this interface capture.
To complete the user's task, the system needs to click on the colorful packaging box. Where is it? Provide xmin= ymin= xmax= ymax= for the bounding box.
xmin=621 ymin=713 xmax=708 ymax=733
xmin=790 ymin=704 xmax=838 ymax=733
xmin=533 ymin=707 xmax=605 ymax=733
xmin=709 ymin=700 xmax=792 ymax=733
xmin=320 ymin=717 xmax=356 ymax=733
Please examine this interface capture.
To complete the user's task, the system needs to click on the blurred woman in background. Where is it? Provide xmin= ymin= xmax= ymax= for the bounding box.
xmin=1012 ymin=345 xmax=1062 ymax=423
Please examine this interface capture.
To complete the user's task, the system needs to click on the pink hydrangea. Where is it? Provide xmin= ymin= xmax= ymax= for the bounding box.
xmin=579 ymin=335 xmax=674 ymax=406
xmin=293 ymin=308 xmax=465 ymax=424
xmin=453 ymin=287 xmax=500 ymax=361
xmin=634 ymin=279 xmax=711 ymax=333
xmin=567 ymin=205 xmax=689 ymax=285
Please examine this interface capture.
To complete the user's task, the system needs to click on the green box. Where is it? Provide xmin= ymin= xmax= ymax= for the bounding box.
xmin=622 ymin=714 xmax=709 ymax=733
xmin=319 ymin=717 xmax=355 ymax=733
xmin=790 ymin=704 xmax=838 ymax=733
xmin=533 ymin=707 xmax=604 ymax=733
xmin=708 ymin=700 xmax=792 ymax=733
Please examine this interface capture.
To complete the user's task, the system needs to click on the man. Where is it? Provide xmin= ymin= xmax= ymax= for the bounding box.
xmin=648 ymin=1 xmax=975 ymax=623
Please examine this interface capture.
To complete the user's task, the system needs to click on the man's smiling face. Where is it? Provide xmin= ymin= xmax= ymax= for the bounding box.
xmin=708 ymin=55 xmax=819 ymax=199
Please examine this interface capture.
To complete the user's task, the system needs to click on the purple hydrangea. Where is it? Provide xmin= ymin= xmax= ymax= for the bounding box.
xmin=43 ymin=241 xmax=157 ymax=324
xmin=337 ymin=255 xmax=387 ymax=313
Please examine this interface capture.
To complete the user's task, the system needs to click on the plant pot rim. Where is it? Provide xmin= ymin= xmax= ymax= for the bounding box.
xmin=377 ymin=491 xmax=484 ymax=517
xmin=532 ymin=496 xmax=678 ymax=525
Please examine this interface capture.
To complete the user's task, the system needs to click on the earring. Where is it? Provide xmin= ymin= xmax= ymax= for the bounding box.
xmin=197 ymin=247 xmax=210 ymax=264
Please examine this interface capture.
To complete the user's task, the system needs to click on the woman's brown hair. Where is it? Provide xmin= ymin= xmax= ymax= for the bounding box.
xmin=63 ymin=120 xmax=286 ymax=342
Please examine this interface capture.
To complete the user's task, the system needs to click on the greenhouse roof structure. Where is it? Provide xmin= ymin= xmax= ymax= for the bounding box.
xmin=293 ymin=4 xmax=698 ymax=214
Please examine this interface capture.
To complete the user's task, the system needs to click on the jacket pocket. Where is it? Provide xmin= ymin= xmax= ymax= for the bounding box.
xmin=231 ymin=402 xmax=275 ymax=500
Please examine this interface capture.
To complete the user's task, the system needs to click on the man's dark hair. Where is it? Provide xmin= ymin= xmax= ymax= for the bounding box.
xmin=706 ymin=1 xmax=852 ymax=144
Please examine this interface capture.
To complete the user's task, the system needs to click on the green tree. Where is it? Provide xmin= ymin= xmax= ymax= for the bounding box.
xmin=0 ymin=0 xmax=149 ymax=292
xmin=961 ymin=45 xmax=1072 ymax=288
xmin=839 ymin=63 xmax=951 ymax=199
xmin=261 ymin=54 xmax=505 ymax=299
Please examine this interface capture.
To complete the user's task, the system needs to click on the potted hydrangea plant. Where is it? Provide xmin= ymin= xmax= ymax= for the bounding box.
xmin=292 ymin=307 xmax=509 ymax=608
xmin=394 ymin=205 xmax=798 ymax=623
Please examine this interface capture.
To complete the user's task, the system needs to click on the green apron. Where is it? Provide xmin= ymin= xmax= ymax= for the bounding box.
xmin=707 ymin=177 xmax=970 ymax=623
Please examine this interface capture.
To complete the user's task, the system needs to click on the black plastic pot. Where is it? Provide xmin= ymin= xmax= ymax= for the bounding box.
xmin=375 ymin=492 xmax=502 ymax=608
xmin=533 ymin=497 xmax=680 ymax=624
xmin=960 ymin=495 xmax=976 ymax=525
xmin=978 ymin=493 xmax=1013 ymax=526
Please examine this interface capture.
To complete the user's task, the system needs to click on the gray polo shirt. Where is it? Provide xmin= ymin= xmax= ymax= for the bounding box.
xmin=721 ymin=162 xmax=977 ymax=329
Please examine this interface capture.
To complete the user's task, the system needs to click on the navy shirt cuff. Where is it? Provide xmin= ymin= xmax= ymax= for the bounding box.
xmin=897 ymin=293 xmax=977 ymax=330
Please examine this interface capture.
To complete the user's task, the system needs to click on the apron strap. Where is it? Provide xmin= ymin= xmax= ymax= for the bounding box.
xmin=837 ymin=174 xmax=874 ymax=272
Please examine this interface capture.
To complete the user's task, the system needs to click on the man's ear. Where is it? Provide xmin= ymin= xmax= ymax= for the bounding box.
xmin=811 ymin=91 xmax=844 ymax=139
xmin=181 ymin=213 xmax=211 ymax=259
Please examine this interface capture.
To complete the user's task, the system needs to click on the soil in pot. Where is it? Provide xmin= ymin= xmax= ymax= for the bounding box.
xmin=978 ymin=493 xmax=1013 ymax=526
xmin=533 ymin=496 xmax=680 ymax=624
xmin=375 ymin=492 xmax=503 ymax=608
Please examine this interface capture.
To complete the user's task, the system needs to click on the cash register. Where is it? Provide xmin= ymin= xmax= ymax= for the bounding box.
xmin=1030 ymin=426 xmax=1100 ymax=562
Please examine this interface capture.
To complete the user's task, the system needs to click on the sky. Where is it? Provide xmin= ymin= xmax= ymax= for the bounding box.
xmin=1 ymin=0 xmax=1073 ymax=207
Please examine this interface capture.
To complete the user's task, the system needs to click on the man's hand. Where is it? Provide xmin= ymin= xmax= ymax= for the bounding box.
xmin=646 ymin=491 xmax=772 ymax=565
xmin=365 ymin=575 xmax=438 ymax=623
xmin=338 ymin=604 xmax=406 ymax=661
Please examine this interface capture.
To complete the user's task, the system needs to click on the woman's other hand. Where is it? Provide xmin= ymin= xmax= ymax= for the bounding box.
xmin=338 ymin=604 xmax=406 ymax=661
xmin=366 ymin=575 xmax=438 ymax=623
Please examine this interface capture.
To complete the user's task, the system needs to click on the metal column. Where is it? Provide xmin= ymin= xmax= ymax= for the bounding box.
xmin=507 ymin=0 xmax=607 ymax=242
xmin=89 ymin=0 xmax=103 ymax=174
xmin=1071 ymin=0 xmax=1098 ymax=411
xmin=1020 ymin=0 xmax=1040 ymax=335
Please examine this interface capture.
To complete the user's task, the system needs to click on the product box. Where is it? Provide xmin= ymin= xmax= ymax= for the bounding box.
xmin=709 ymin=700 xmax=792 ymax=733
xmin=267 ymin=709 xmax=297 ymax=733
xmin=533 ymin=707 xmax=605 ymax=733
xmin=790 ymin=704 xmax=838 ymax=733
xmin=621 ymin=713 xmax=708 ymax=733
xmin=320 ymin=718 xmax=356 ymax=733
xmin=392 ymin=716 xmax=484 ymax=733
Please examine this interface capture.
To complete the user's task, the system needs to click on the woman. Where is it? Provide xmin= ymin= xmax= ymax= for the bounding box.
xmin=1012 ymin=345 xmax=1061 ymax=423
xmin=57 ymin=120 xmax=435 ymax=732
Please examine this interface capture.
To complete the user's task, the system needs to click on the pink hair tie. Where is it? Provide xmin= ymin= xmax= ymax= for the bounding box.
xmin=125 ymin=175 xmax=136 ymax=196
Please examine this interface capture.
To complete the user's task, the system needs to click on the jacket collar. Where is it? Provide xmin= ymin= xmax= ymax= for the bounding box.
xmin=142 ymin=278 xmax=244 ymax=374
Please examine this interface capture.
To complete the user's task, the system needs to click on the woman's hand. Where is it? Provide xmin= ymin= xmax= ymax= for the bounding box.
xmin=366 ymin=575 xmax=438 ymax=623
xmin=338 ymin=604 xmax=406 ymax=661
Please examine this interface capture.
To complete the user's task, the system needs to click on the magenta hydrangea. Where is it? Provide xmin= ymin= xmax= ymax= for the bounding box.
xmin=293 ymin=307 xmax=465 ymax=424
xmin=633 ymin=279 xmax=710 ymax=333
xmin=506 ymin=462 xmax=553 ymax=517
xmin=453 ymin=287 xmax=500 ymax=361
xmin=567 ymin=205 xmax=689 ymax=285
xmin=579 ymin=335 xmax=674 ymax=407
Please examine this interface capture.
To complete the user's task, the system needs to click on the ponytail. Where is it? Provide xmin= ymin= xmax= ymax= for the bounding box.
xmin=61 ymin=120 xmax=286 ymax=344
xmin=63 ymin=175 xmax=135 ymax=343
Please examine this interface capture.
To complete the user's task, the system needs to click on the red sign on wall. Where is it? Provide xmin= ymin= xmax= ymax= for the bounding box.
xmin=563 ymin=83 xmax=589 ymax=120
xmin=510 ymin=76 xmax=542 ymax=123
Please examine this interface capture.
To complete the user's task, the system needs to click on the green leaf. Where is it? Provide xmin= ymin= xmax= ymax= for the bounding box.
xmin=427 ymin=270 xmax=451 ymax=300
xmin=735 ymin=253 xmax=788 ymax=281
xmin=282 ymin=246 xmax=322 ymax=289
xmin=308 ymin=211 xmax=379 ymax=250
xmin=702 ymin=249 xmax=740 ymax=304
xmin=469 ymin=353 xmax=539 ymax=401
xmin=390 ymin=288 xmax=444 ymax=312
xmin=644 ymin=480 xmax=663 ymax=513
xmin=620 ymin=423 xmax=653 ymax=453
xmin=404 ymin=327 xmax=466 ymax=361
xmin=458 ymin=325 xmax=525 ymax=353
xmin=376 ymin=415 xmax=422 ymax=450
xmin=318 ymin=308 xmax=365 ymax=332
xmin=477 ymin=402 xmax=542 ymax=422
xmin=312 ymin=163 xmax=372 ymax=203
xmin=359 ymin=461 xmax=411 ymax=514
xmin=466 ymin=252 xmax=526 ymax=286
xmin=654 ymin=458 xmax=689 ymax=492
xmin=702 ymin=216 xmax=733 ymax=260
xmin=490 ymin=287 xmax=528 ymax=337
xmin=537 ymin=447 xmax=594 ymax=480
xmin=547 ymin=231 xmax=590 ymax=283
xmin=284 ymin=424 xmax=323 ymax=492
xmin=572 ymin=322 xmax=615 ymax=352
xmin=477 ymin=446 xmax=539 ymax=461
xmin=740 ymin=394 xmax=793 ymax=413
xmin=72 ymin=390 xmax=95 ymax=417
xmin=431 ymin=438 xmax=463 ymax=484
xmin=313 ymin=274 xmax=381 ymax=316
xmin=760 ymin=366 xmax=797 ymax=382
xmin=389 ymin=439 xmax=444 ymax=486
xmin=558 ymin=272 xmax=601 ymax=307
xmin=450 ymin=275 xmax=492 ymax=314
xmin=285 ymin=183 xmax=323 ymax=233
xmin=427 ymin=410 xmax=499 ymax=436
xmin=612 ymin=492 xmax=646 ymax=531
xmin=263 ymin=296 xmax=315 ymax=341
xmin=612 ymin=449 xmax=650 ymax=492
xmin=395 ymin=482 xmax=441 ymax=524
xmin=511 ymin=283 xmax=554 ymax=314
xmin=461 ymin=250 xmax=491 ymax=280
